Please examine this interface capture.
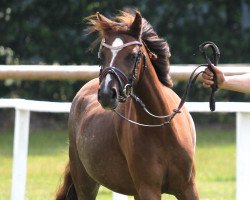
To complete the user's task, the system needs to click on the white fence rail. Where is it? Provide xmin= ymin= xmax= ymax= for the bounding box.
xmin=1 ymin=100 xmax=250 ymax=200
xmin=0 ymin=64 xmax=250 ymax=81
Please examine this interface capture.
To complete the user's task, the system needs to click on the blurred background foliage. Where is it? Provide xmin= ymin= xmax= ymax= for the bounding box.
xmin=0 ymin=0 xmax=250 ymax=124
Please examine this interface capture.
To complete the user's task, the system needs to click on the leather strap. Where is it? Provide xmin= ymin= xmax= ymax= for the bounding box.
xmin=101 ymin=40 xmax=142 ymax=50
xmin=199 ymin=41 xmax=220 ymax=111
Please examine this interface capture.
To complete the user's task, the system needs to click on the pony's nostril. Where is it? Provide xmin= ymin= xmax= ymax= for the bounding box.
xmin=111 ymin=88 xmax=117 ymax=100
xmin=97 ymin=89 xmax=101 ymax=101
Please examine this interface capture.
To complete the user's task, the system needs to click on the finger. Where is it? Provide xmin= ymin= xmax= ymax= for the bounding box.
xmin=202 ymin=73 xmax=213 ymax=80
xmin=203 ymin=79 xmax=214 ymax=86
xmin=204 ymin=68 xmax=214 ymax=76
xmin=202 ymin=82 xmax=211 ymax=88
xmin=210 ymin=64 xmax=221 ymax=74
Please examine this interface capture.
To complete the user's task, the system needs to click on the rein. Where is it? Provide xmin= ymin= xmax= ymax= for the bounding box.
xmin=98 ymin=39 xmax=220 ymax=127
xmin=114 ymin=65 xmax=205 ymax=127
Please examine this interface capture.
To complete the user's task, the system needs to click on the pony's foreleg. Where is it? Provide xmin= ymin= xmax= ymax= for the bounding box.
xmin=176 ymin=181 xmax=199 ymax=200
xmin=69 ymin=146 xmax=100 ymax=200
xmin=135 ymin=185 xmax=161 ymax=200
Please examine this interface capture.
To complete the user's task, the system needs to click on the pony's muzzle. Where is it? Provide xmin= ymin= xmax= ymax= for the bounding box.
xmin=98 ymin=86 xmax=118 ymax=110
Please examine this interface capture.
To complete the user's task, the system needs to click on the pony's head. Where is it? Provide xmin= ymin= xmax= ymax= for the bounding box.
xmin=86 ymin=10 xmax=172 ymax=110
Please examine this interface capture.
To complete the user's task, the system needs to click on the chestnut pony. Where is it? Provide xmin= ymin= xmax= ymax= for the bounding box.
xmin=56 ymin=11 xmax=199 ymax=200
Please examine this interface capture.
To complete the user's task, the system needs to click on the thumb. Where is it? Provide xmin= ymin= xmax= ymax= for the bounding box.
xmin=210 ymin=64 xmax=221 ymax=74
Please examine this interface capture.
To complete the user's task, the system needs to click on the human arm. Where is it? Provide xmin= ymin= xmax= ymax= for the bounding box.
xmin=201 ymin=64 xmax=250 ymax=94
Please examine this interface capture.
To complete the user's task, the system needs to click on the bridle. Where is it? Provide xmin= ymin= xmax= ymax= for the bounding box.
xmin=98 ymin=38 xmax=146 ymax=102
xmin=98 ymin=38 xmax=180 ymax=127
xmin=98 ymin=39 xmax=220 ymax=127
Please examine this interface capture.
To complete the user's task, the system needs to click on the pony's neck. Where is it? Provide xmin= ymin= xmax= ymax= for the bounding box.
xmin=133 ymin=52 xmax=171 ymax=116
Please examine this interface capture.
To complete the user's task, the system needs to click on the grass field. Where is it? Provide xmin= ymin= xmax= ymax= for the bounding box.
xmin=0 ymin=127 xmax=235 ymax=200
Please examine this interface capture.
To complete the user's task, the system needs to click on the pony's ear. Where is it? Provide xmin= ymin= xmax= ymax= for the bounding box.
xmin=96 ymin=12 xmax=113 ymax=24
xmin=96 ymin=12 xmax=116 ymax=36
xmin=130 ymin=12 xmax=142 ymax=39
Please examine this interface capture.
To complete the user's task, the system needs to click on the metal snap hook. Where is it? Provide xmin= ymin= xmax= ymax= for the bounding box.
xmin=123 ymin=84 xmax=133 ymax=97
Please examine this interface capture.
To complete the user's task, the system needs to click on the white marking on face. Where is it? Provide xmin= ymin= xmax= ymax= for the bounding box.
xmin=109 ymin=38 xmax=124 ymax=66
xmin=103 ymin=74 xmax=112 ymax=93
xmin=112 ymin=38 xmax=124 ymax=47
xmin=102 ymin=38 xmax=124 ymax=93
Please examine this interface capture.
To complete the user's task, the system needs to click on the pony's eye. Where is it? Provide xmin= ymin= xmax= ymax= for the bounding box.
xmin=126 ymin=52 xmax=137 ymax=61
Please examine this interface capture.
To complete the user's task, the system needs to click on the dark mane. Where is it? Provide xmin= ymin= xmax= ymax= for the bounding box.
xmin=140 ymin=18 xmax=172 ymax=87
xmin=86 ymin=11 xmax=173 ymax=87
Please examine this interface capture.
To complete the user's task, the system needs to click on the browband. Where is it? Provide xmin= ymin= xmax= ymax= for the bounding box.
xmin=101 ymin=39 xmax=142 ymax=51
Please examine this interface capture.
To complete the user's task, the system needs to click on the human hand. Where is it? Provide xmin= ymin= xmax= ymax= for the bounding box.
xmin=201 ymin=64 xmax=225 ymax=89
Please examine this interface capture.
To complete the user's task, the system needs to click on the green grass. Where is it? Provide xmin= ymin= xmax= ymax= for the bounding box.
xmin=0 ymin=128 xmax=235 ymax=200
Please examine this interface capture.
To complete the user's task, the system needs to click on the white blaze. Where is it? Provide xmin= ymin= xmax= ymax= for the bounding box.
xmin=103 ymin=38 xmax=124 ymax=91
xmin=104 ymin=74 xmax=112 ymax=92
xmin=110 ymin=38 xmax=124 ymax=66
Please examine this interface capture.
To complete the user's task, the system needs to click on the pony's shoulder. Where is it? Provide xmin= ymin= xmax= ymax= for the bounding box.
xmin=162 ymin=85 xmax=192 ymax=116
xmin=76 ymin=78 xmax=99 ymax=98
xmin=71 ymin=78 xmax=99 ymax=111
xmin=162 ymin=86 xmax=180 ymax=100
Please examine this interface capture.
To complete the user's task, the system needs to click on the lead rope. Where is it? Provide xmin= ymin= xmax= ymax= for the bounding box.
xmin=199 ymin=41 xmax=220 ymax=111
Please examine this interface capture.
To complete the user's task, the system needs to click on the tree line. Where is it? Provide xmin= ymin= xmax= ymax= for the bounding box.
xmin=0 ymin=0 xmax=249 ymax=109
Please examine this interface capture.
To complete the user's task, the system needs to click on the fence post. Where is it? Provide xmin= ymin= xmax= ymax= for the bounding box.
xmin=11 ymin=108 xmax=30 ymax=200
xmin=113 ymin=192 xmax=128 ymax=200
xmin=236 ymin=112 xmax=250 ymax=200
